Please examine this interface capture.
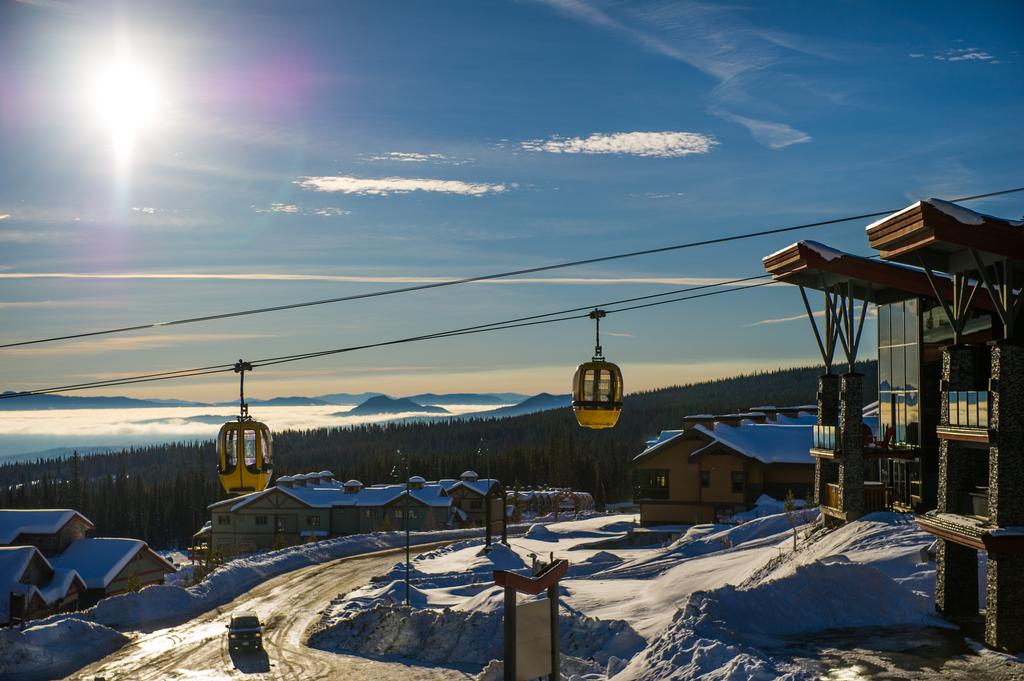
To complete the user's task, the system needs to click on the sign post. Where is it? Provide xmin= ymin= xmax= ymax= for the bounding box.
xmin=494 ymin=558 xmax=568 ymax=681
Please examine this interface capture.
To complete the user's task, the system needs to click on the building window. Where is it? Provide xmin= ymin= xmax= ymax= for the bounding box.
xmin=255 ymin=515 xmax=268 ymax=526
xmin=394 ymin=508 xmax=404 ymax=519
xmin=878 ymin=299 xmax=921 ymax=448
xmin=409 ymin=509 xmax=419 ymax=520
xmin=364 ymin=509 xmax=377 ymax=520
xmin=469 ymin=499 xmax=483 ymax=511
xmin=700 ymin=471 xmax=711 ymax=488
xmin=306 ymin=515 xmax=320 ymax=527
xmin=217 ymin=515 xmax=231 ymax=525
xmin=731 ymin=472 xmax=744 ymax=494
xmin=634 ymin=469 xmax=670 ymax=499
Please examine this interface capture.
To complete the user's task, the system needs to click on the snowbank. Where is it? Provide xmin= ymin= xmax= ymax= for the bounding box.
xmin=309 ymin=600 xmax=645 ymax=669
xmin=0 ymin=618 xmax=128 ymax=678
xmin=612 ymin=558 xmax=943 ymax=681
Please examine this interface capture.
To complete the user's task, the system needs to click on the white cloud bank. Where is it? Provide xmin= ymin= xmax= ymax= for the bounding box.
xmin=295 ymin=175 xmax=508 ymax=197
xmin=522 ymin=131 xmax=718 ymax=157
xmin=252 ymin=203 xmax=350 ymax=216
xmin=711 ymin=110 xmax=811 ymax=149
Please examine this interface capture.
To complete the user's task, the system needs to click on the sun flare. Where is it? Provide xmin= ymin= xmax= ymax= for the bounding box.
xmin=88 ymin=53 xmax=163 ymax=161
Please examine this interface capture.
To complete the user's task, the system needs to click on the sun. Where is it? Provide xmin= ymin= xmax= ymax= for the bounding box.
xmin=88 ymin=53 xmax=163 ymax=161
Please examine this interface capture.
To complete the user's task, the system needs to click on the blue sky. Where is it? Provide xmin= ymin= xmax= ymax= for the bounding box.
xmin=1 ymin=0 xmax=1022 ymax=400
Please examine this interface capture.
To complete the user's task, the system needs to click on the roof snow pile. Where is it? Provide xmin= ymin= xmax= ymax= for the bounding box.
xmin=0 ymin=509 xmax=89 ymax=544
xmin=51 ymin=538 xmax=169 ymax=589
xmin=691 ymin=422 xmax=813 ymax=464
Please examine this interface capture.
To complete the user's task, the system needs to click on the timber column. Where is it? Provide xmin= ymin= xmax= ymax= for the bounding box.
xmin=814 ymin=373 xmax=839 ymax=507
xmin=986 ymin=343 xmax=1024 ymax=651
xmin=836 ymin=372 xmax=864 ymax=521
xmin=935 ymin=345 xmax=980 ymax=619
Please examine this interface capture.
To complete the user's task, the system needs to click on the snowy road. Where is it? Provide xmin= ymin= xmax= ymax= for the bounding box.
xmin=65 ymin=545 xmax=473 ymax=681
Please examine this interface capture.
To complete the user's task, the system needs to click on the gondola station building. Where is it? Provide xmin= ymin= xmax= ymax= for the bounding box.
xmin=762 ymin=197 xmax=1024 ymax=652
xmin=205 ymin=470 xmax=507 ymax=555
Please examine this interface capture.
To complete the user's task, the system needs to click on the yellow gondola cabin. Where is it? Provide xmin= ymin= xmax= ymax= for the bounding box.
xmin=217 ymin=360 xmax=273 ymax=495
xmin=572 ymin=310 xmax=623 ymax=429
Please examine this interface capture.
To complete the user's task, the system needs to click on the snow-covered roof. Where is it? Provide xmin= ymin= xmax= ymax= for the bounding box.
xmin=636 ymin=430 xmax=686 ymax=459
xmin=460 ymin=470 xmax=479 ymax=480
xmin=866 ymin=198 xmax=1024 ymax=232
xmin=0 ymin=546 xmax=84 ymax=623
xmin=690 ymin=422 xmax=813 ymax=465
xmin=408 ymin=475 xmax=426 ymax=484
xmin=51 ymin=538 xmax=174 ymax=589
xmin=0 ymin=545 xmax=40 ymax=593
xmin=449 ymin=478 xmax=499 ymax=497
xmin=343 ymin=479 xmax=363 ymax=488
xmin=0 ymin=509 xmax=94 ymax=544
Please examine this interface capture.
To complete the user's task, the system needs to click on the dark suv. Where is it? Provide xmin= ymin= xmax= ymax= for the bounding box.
xmin=226 ymin=611 xmax=263 ymax=652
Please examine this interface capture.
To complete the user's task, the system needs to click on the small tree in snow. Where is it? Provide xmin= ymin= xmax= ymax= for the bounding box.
xmin=784 ymin=489 xmax=799 ymax=550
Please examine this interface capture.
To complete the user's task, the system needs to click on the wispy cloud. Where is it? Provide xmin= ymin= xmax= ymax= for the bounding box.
xmin=0 ymin=214 xmax=9 ymax=220
xmin=533 ymin=0 xmax=820 ymax=148
xmin=710 ymin=110 xmax=811 ymax=149
xmin=252 ymin=203 xmax=351 ymax=217
xmin=521 ymin=131 xmax=718 ymax=157
xmin=295 ymin=175 xmax=509 ymax=197
xmin=0 ymin=300 xmax=81 ymax=310
xmin=361 ymin=152 xmax=473 ymax=165
xmin=930 ymin=47 xmax=1002 ymax=64
xmin=748 ymin=305 xmax=875 ymax=327
xmin=0 ymin=272 xmax=771 ymax=286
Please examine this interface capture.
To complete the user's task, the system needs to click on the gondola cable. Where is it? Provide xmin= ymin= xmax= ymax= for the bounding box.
xmin=0 ymin=277 xmax=775 ymax=399
xmin=3 ymin=185 xmax=1021 ymax=350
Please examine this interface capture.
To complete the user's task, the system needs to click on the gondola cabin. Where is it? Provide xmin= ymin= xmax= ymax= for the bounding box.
xmin=217 ymin=420 xmax=273 ymax=495
xmin=572 ymin=359 xmax=623 ymax=429
xmin=572 ymin=309 xmax=623 ymax=429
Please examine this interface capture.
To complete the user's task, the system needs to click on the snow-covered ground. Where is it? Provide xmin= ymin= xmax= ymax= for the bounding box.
xmin=307 ymin=503 xmax=1023 ymax=680
xmin=0 ymin=524 xmax=529 ymax=679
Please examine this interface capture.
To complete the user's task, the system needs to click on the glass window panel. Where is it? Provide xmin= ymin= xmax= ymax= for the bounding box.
xmin=894 ymin=393 xmax=906 ymax=443
xmin=905 ymin=298 xmax=919 ymax=345
xmin=244 ymin=430 xmax=257 ymax=467
xmin=958 ymin=391 xmax=968 ymax=427
xmin=879 ymin=347 xmax=892 ymax=391
xmin=226 ymin=430 xmax=238 ymax=467
xmin=879 ymin=304 xmax=891 ymax=347
xmin=892 ymin=346 xmax=905 ymax=391
xmin=904 ymin=342 xmax=919 ymax=392
xmin=967 ymin=391 xmax=979 ymax=428
xmin=979 ymin=391 xmax=989 ymax=428
xmin=890 ymin=302 xmax=905 ymax=345
xmin=906 ymin=392 xmax=920 ymax=445
xmin=879 ymin=392 xmax=892 ymax=440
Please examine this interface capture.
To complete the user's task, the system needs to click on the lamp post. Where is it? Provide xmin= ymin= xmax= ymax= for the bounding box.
xmin=391 ymin=450 xmax=411 ymax=606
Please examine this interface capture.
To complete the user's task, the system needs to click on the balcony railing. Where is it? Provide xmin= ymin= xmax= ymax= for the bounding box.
xmin=826 ymin=482 xmax=891 ymax=514
xmin=947 ymin=390 xmax=989 ymax=429
xmin=812 ymin=424 xmax=837 ymax=451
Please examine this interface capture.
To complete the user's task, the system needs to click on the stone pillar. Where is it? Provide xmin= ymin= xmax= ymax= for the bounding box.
xmin=837 ymin=372 xmax=864 ymax=521
xmin=986 ymin=343 xmax=1024 ymax=651
xmin=815 ymin=373 xmax=839 ymax=507
xmin=935 ymin=540 xmax=979 ymax=618
xmin=986 ymin=552 xmax=1024 ymax=652
xmin=988 ymin=343 xmax=1024 ymax=527
xmin=937 ymin=346 xmax=980 ymax=514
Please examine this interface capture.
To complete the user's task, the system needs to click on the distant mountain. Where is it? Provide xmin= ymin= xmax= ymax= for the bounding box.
xmin=248 ymin=396 xmax=332 ymax=406
xmin=134 ymin=414 xmax=232 ymax=426
xmin=469 ymin=393 xmax=571 ymax=418
xmin=314 ymin=392 xmax=385 ymax=405
xmin=342 ymin=396 xmax=450 ymax=416
xmin=0 ymin=392 xmax=208 ymax=411
xmin=405 ymin=393 xmax=517 ymax=406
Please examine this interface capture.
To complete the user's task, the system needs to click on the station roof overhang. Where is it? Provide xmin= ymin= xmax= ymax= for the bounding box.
xmin=865 ymin=198 xmax=1024 ymax=272
xmin=761 ymin=239 xmax=988 ymax=308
